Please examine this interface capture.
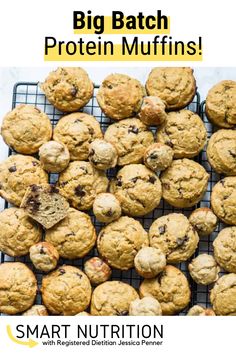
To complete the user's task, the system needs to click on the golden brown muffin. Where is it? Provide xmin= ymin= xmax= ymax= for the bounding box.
xmin=189 ymin=208 xmax=217 ymax=237
xmin=0 ymin=155 xmax=48 ymax=206
xmin=97 ymin=73 xmax=145 ymax=120
xmin=45 ymin=208 xmax=96 ymax=259
xmin=58 ymin=161 xmax=109 ymax=210
xmin=160 ymin=159 xmax=209 ymax=208
xmin=134 ymin=247 xmax=166 ymax=278
xmin=93 ymin=193 xmax=121 ymax=223
xmin=138 ymin=96 xmax=167 ymax=126
xmin=97 ymin=216 xmax=148 ymax=270
xmin=149 ymin=213 xmax=199 ymax=263
xmin=207 ymin=129 xmax=236 ymax=175
xmin=42 ymin=265 xmax=91 ymax=315
xmin=146 ymin=67 xmax=196 ymax=110
xmin=29 ymin=242 xmax=59 ymax=272
xmin=140 ymin=265 xmax=191 ymax=315
xmin=188 ymin=254 xmax=220 ymax=285
xmin=23 ymin=305 xmax=48 ymax=316
xmin=110 ymin=164 xmax=162 ymax=216
xmin=39 ymin=141 xmax=70 ymax=173
xmin=129 ymin=297 xmax=162 ymax=316
xmin=0 ymin=262 xmax=37 ymax=315
xmin=211 ymin=177 xmax=236 ymax=225
xmin=187 ymin=305 xmax=215 ymax=316
xmin=88 ymin=139 xmax=118 ymax=170
xmin=90 ymin=281 xmax=139 ymax=315
xmin=104 ymin=118 xmax=154 ymax=166
xmin=0 ymin=207 xmax=42 ymax=257
xmin=1 ymin=105 xmax=52 ymax=154
xmin=206 ymin=80 xmax=236 ymax=128
xmin=157 ymin=110 xmax=207 ymax=158
xmin=41 ymin=67 xmax=93 ymax=112
xmin=213 ymin=227 xmax=236 ymax=273
xmin=144 ymin=143 xmax=174 ymax=172
xmin=84 ymin=257 xmax=111 ymax=285
xmin=210 ymin=273 xmax=236 ymax=315
xmin=53 ymin=112 xmax=103 ymax=161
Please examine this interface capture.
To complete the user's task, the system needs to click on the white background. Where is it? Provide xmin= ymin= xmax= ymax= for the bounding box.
xmin=0 ymin=1 xmax=236 ymax=353
xmin=0 ymin=0 xmax=235 ymax=66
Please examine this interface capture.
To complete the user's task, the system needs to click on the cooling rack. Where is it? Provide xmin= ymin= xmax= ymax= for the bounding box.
xmin=1 ymin=83 xmax=221 ymax=316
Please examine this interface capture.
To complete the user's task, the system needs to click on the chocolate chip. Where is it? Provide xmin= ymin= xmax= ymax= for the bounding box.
xmin=58 ymin=268 xmax=66 ymax=275
xmin=26 ymin=196 xmax=41 ymax=213
xmin=150 ymin=153 xmax=158 ymax=160
xmin=74 ymin=185 xmax=86 ymax=197
xmin=149 ymin=176 xmax=156 ymax=184
xmin=49 ymin=185 xmax=59 ymax=194
xmin=159 ymin=225 xmax=166 ymax=234
xmin=229 ymin=150 xmax=236 ymax=158
xmin=60 ymin=181 xmax=68 ymax=187
xmin=131 ymin=177 xmax=138 ymax=183
xmin=128 ymin=125 xmax=139 ymax=134
xmin=8 ymin=166 xmax=17 ymax=173
xmin=66 ymin=232 xmax=75 ymax=237
xmin=89 ymin=149 xmax=95 ymax=157
xmin=75 ymin=141 xmax=84 ymax=147
xmin=80 ymin=166 xmax=88 ymax=173
xmin=117 ymin=310 xmax=128 ymax=316
xmin=108 ymin=84 xmax=113 ymax=89
xmin=76 ymin=273 xmax=82 ymax=278
xmin=71 ymin=85 xmax=78 ymax=97
xmin=74 ymin=119 xmax=82 ymax=123
xmin=105 ymin=209 xmax=113 ymax=217
xmin=165 ymin=141 xmax=173 ymax=148
xmin=32 ymin=161 xmax=39 ymax=166
xmin=220 ymin=180 xmax=225 ymax=186
xmin=88 ymin=127 xmax=94 ymax=135
xmin=40 ymin=247 xmax=45 ymax=255
xmin=30 ymin=184 xmax=40 ymax=192
xmin=116 ymin=177 xmax=122 ymax=187
xmin=176 ymin=235 xmax=189 ymax=246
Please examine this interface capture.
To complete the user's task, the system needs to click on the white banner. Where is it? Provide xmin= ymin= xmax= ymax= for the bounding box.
xmin=0 ymin=316 xmax=234 ymax=354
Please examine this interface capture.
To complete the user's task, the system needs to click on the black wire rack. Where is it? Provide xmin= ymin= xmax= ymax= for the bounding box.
xmin=1 ymin=82 xmax=223 ymax=316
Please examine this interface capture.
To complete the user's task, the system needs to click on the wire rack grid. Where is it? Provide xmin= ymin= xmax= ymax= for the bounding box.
xmin=0 ymin=83 xmax=222 ymax=316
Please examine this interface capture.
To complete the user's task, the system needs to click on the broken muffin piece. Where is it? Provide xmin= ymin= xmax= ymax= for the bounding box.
xmin=20 ymin=184 xmax=69 ymax=229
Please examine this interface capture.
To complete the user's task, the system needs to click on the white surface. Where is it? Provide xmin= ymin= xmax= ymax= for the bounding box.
xmin=0 ymin=66 xmax=236 ymax=210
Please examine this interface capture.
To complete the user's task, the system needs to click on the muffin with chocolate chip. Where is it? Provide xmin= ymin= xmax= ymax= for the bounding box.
xmin=84 ymin=257 xmax=111 ymax=285
xmin=104 ymin=118 xmax=154 ymax=166
xmin=58 ymin=161 xmax=109 ymax=211
xmin=93 ymin=193 xmax=121 ymax=223
xmin=110 ymin=164 xmax=162 ymax=216
xmin=41 ymin=67 xmax=94 ymax=112
xmin=0 ymin=155 xmax=48 ymax=206
xmin=1 ymin=104 xmax=52 ymax=154
xmin=149 ymin=213 xmax=199 ymax=263
xmin=29 ymin=241 xmax=59 ymax=272
xmin=88 ymin=139 xmax=118 ymax=170
xmin=42 ymin=265 xmax=92 ymax=315
xmin=97 ymin=73 xmax=145 ymax=120
xmin=53 ymin=112 xmax=103 ymax=161
xmin=144 ymin=143 xmax=174 ymax=172
xmin=138 ymin=96 xmax=167 ymax=126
